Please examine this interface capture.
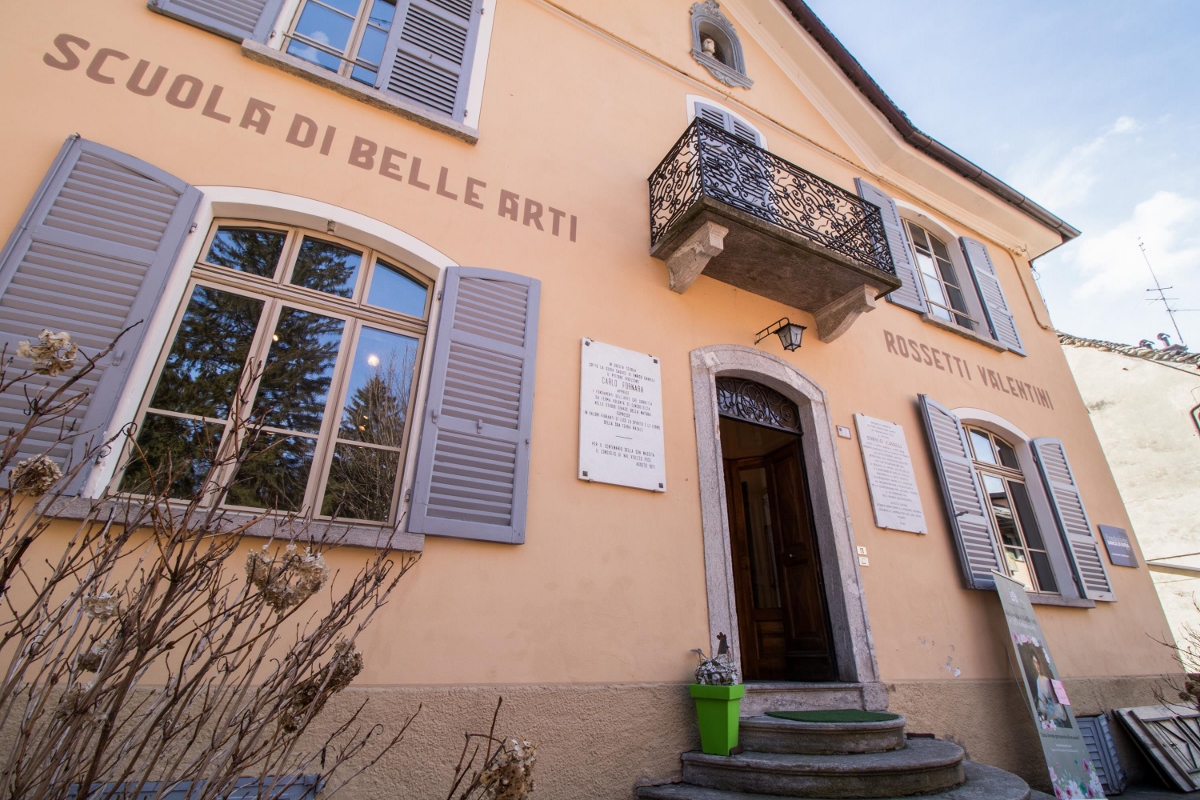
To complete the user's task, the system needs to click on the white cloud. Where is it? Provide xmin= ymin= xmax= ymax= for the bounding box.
xmin=1070 ymin=191 xmax=1200 ymax=298
xmin=1008 ymin=116 xmax=1140 ymax=211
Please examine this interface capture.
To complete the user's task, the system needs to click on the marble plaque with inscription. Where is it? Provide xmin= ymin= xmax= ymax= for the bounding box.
xmin=854 ymin=413 xmax=927 ymax=534
xmin=579 ymin=339 xmax=666 ymax=492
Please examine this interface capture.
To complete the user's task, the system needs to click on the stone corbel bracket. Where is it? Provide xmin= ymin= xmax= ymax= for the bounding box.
xmin=665 ymin=220 xmax=728 ymax=293
xmin=814 ymin=285 xmax=878 ymax=343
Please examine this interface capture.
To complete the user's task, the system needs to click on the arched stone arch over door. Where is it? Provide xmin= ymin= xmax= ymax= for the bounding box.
xmin=690 ymin=345 xmax=883 ymax=707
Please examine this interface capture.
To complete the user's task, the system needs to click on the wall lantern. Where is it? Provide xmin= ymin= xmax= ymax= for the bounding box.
xmin=754 ymin=318 xmax=806 ymax=351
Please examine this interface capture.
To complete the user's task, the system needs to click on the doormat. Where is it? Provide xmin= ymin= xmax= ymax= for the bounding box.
xmin=765 ymin=710 xmax=900 ymax=724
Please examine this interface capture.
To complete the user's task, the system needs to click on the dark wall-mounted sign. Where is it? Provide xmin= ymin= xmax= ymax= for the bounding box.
xmin=1098 ymin=525 xmax=1138 ymax=568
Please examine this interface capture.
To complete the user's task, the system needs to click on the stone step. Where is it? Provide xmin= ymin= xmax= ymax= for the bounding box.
xmin=636 ymin=760 xmax=1030 ymax=800
xmin=680 ymin=739 xmax=965 ymax=799
xmin=741 ymin=683 xmax=881 ymax=717
xmin=738 ymin=714 xmax=907 ymax=755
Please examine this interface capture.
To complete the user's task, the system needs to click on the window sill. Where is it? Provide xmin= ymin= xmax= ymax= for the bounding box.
xmin=43 ymin=496 xmax=424 ymax=552
xmin=919 ymin=311 xmax=1008 ymax=353
xmin=690 ymin=50 xmax=753 ymax=89
xmin=1027 ymin=592 xmax=1095 ymax=609
xmin=241 ymin=40 xmax=479 ymax=146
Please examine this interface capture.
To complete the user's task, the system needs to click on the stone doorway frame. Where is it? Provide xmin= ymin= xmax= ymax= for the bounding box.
xmin=691 ymin=345 xmax=882 ymax=694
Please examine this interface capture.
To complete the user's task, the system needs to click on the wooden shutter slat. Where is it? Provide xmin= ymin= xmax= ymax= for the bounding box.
xmin=151 ymin=0 xmax=285 ymax=43
xmin=407 ymin=267 xmax=540 ymax=544
xmin=1031 ymin=438 xmax=1114 ymax=601
xmin=960 ymin=237 xmax=1025 ymax=355
xmin=0 ymin=136 xmax=201 ymax=492
xmin=918 ymin=394 xmax=1004 ymax=590
xmin=855 ymin=179 xmax=927 ymax=314
xmin=376 ymin=0 xmax=482 ymax=121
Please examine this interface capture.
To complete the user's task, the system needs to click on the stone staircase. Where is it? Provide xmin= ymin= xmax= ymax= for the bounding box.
xmin=636 ymin=711 xmax=1032 ymax=800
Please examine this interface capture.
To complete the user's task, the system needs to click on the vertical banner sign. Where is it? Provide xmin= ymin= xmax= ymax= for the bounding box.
xmin=578 ymin=339 xmax=666 ymax=492
xmin=994 ymin=572 xmax=1107 ymax=799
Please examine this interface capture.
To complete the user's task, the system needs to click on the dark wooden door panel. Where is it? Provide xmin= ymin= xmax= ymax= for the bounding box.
xmin=723 ymin=431 xmax=837 ymax=683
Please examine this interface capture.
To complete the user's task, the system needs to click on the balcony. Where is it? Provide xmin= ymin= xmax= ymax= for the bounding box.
xmin=648 ymin=119 xmax=902 ymax=342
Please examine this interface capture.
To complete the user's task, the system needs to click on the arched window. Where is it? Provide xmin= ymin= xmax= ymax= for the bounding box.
xmin=689 ymin=0 xmax=752 ymax=89
xmin=903 ymin=220 xmax=976 ymax=332
xmin=965 ymin=426 xmax=1057 ymax=594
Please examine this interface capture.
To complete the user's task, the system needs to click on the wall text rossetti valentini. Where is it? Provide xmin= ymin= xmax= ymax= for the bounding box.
xmin=883 ymin=330 xmax=1054 ymax=410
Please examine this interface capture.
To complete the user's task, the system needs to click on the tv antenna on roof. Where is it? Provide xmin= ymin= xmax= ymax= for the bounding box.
xmin=1140 ymin=238 xmax=1189 ymax=348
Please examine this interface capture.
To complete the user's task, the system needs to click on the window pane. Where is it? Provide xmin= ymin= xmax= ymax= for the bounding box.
xmin=921 ymin=272 xmax=948 ymax=306
xmin=367 ymin=260 xmax=428 ymax=317
xmin=1004 ymin=547 xmax=1034 ymax=590
xmin=915 ymin=251 xmax=940 ymax=280
xmin=255 ymin=308 xmax=345 ymax=433
xmin=339 ymin=327 xmax=419 ymax=445
xmin=226 ymin=433 xmax=317 ymax=512
xmin=205 ymin=227 xmax=286 ymax=278
xmin=997 ymin=439 xmax=1020 ymax=470
xmin=1008 ymin=480 xmax=1045 ymax=549
xmin=290 ymin=237 xmax=363 ymax=298
xmin=929 ymin=234 xmax=952 ymax=262
xmin=292 ymin=2 xmax=355 ymax=54
xmin=150 ymin=286 xmax=265 ymax=419
xmin=367 ymin=0 xmax=396 ymax=29
xmin=945 ymin=284 xmax=970 ymax=315
xmin=356 ymin=23 xmax=388 ymax=67
xmin=287 ymin=38 xmax=344 ymax=72
xmin=906 ymin=223 xmax=929 ymax=252
xmin=321 ymin=0 xmax=363 ymax=15
xmin=121 ymin=414 xmax=224 ymax=499
xmin=351 ymin=65 xmax=378 ymax=85
xmin=935 ymin=256 xmax=959 ymax=288
xmin=1030 ymin=551 xmax=1058 ymax=594
xmin=969 ymin=430 xmax=996 ymax=464
xmin=321 ymin=443 xmax=401 ymax=522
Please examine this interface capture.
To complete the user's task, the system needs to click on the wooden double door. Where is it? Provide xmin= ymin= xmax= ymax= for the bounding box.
xmin=723 ymin=429 xmax=837 ymax=682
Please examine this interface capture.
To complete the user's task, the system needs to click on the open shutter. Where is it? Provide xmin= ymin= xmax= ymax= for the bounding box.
xmin=376 ymin=0 xmax=483 ymax=121
xmin=960 ymin=237 xmax=1025 ymax=355
xmin=148 ymin=0 xmax=285 ymax=42
xmin=918 ymin=395 xmax=1003 ymax=590
xmin=855 ymin=179 xmax=927 ymax=314
xmin=407 ymin=267 xmax=540 ymax=544
xmin=0 ymin=136 xmax=201 ymax=492
xmin=1031 ymin=438 xmax=1114 ymax=601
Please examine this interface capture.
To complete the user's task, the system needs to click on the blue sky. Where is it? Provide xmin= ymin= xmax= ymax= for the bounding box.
xmin=804 ymin=0 xmax=1200 ymax=348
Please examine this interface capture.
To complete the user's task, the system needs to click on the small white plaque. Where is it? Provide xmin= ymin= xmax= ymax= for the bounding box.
xmin=836 ymin=425 xmax=852 ymax=439
xmin=854 ymin=413 xmax=927 ymax=534
xmin=579 ymin=339 xmax=666 ymax=492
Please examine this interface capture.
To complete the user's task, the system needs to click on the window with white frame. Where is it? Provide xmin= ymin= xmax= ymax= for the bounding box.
xmin=150 ymin=0 xmax=486 ymax=124
xmin=119 ymin=222 xmax=431 ymax=525
xmin=966 ymin=426 xmax=1057 ymax=594
xmin=903 ymin=219 xmax=976 ymax=332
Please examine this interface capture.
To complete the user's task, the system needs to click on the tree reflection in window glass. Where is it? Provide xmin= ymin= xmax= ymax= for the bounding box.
xmin=204 ymin=227 xmax=287 ymax=278
xmin=226 ymin=433 xmax=317 ymax=512
xmin=254 ymin=308 xmax=345 ymax=434
xmin=121 ymin=414 xmax=224 ymax=499
xmin=148 ymin=286 xmax=265 ymax=420
xmin=290 ymin=237 xmax=362 ymax=298
xmin=320 ymin=327 xmax=418 ymax=521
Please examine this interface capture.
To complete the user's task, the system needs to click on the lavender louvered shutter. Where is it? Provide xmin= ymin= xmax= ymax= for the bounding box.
xmin=148 ymin=0 xmax=285 ymax=42
xmin=376 ymin=0 xmax=483 ymax=121
xmin=856 ymin=179 xmax=927 ymax=314
xmin=0 ymin=136 xmax=201 ymax=492
xmin=695 ymin=102 xmax=760 ymax=145
xmin=1031 ymin=438 xmax=1114 ymax=601
xmin=960 ymin=237 xmax=1025 ymax=355
xmin=918 ymin=395 xmax=1004 ymax=590
xmin=407 ymin=267 xmax=540 ymax=544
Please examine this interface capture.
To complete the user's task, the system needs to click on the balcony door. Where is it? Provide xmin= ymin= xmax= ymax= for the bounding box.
xmin=717 ymin=378 xmax=837 ymax=682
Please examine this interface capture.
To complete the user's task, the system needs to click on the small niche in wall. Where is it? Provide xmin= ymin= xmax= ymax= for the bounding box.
xmin=690 ymin=0 xmax=753 ymax=89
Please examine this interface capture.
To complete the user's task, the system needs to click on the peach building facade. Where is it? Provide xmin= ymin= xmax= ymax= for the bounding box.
xmin=0 ymin=0 xmax=1177 ymax=796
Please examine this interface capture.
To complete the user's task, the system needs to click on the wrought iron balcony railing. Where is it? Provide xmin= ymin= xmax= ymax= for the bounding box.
xmin=648 ymin=118 xmax=896 ymax=277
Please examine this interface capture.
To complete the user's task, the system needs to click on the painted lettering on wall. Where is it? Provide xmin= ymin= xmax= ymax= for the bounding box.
xmin=42 ymin=33 xmax=580 ymax=244
xmin=882 ymin=330 xmax=1054 ymax=410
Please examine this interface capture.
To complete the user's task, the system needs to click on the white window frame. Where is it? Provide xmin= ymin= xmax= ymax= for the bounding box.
xmin=266 ymin=0 xmax=497 ymax=129
xmin=82 ymin=187 xmax=457 ymax=525
xmin=952 ymin=407 xmax=1088 ymax=604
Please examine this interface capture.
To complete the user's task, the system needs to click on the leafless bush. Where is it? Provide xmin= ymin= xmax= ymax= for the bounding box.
xmin=445 ymin=698 xmax=537 ymax=800
xmin=0 ymin=329 xmax=419 ymax=800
